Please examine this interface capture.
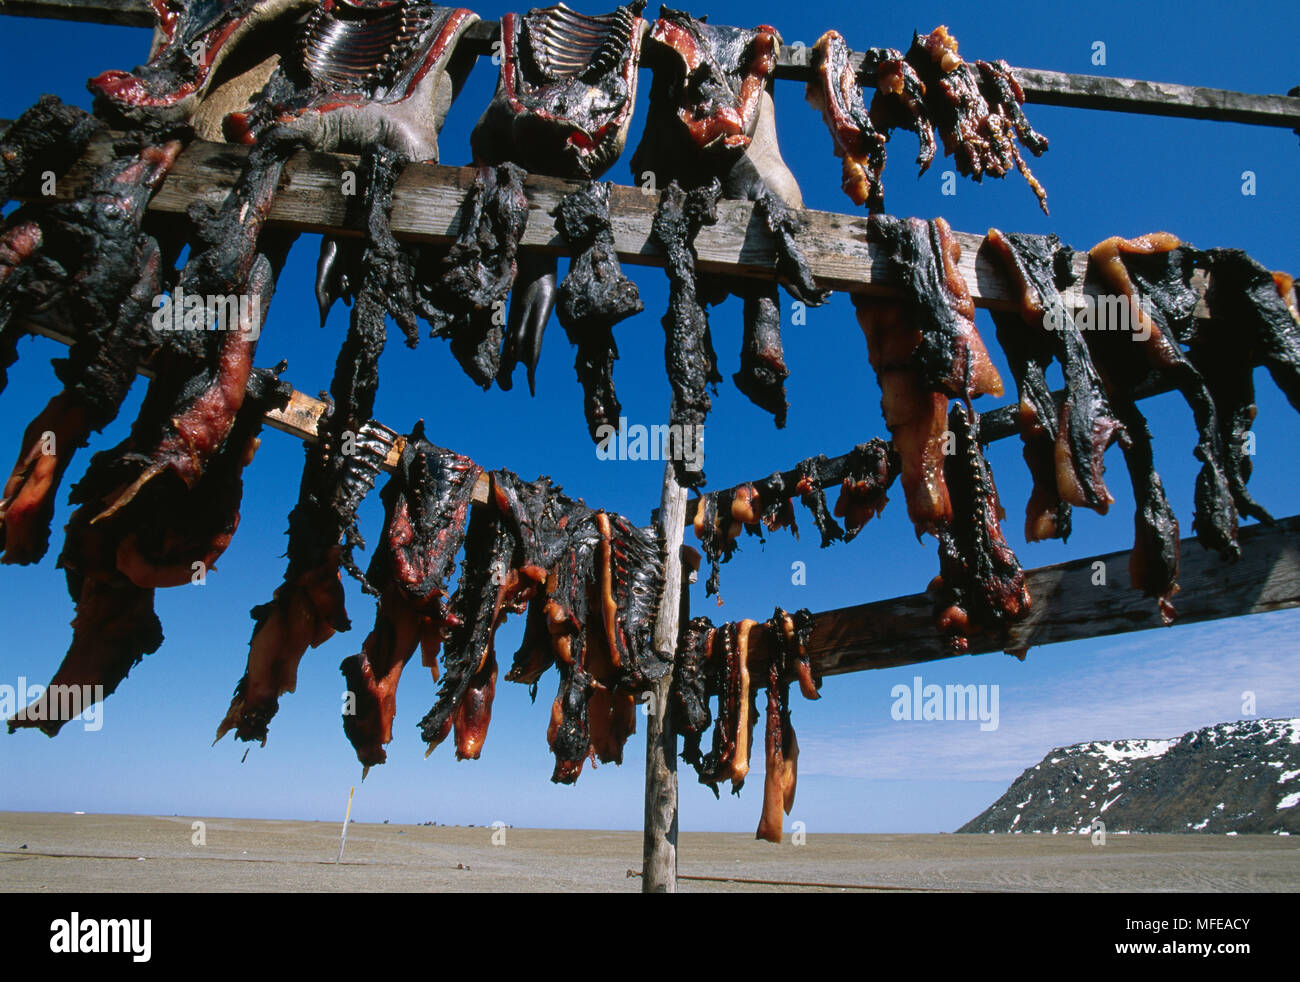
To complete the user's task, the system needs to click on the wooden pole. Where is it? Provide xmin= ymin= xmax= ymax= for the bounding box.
xmin=643 ymin=457 xmax=688 ymax=893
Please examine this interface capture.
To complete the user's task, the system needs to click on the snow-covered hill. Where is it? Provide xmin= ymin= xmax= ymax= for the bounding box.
xmin=959 ymin=718 xmax=1300 ymax=834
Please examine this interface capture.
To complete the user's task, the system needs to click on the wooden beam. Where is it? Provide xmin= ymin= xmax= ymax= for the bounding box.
xmin=42 ymin=131 xmax=1297 ymax=315
xmin=19 ymin=131 xmax=1292 ymax=520
xmin=0 ymin=0 xmax=154 ymax=28
xmin=773 ymin=45 xmax=1300 ymax=130
xmin=802 ymin=514 xmax=1300 ymax=676
xmin=5 ymin=0 xmax=1299 ymax=129
xmin=1003 ymin=67 xmax=1300 ymax=129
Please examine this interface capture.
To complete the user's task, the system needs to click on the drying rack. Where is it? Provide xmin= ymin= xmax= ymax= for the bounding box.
xmin=3 ymin=0 xmax=1299 ymax=893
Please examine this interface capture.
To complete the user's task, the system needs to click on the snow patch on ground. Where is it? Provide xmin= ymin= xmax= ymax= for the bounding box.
xmin=1082 ymin=739 xmax=1176 ymax=763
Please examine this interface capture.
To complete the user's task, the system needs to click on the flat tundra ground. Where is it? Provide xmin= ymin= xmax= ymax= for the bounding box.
xmin=1 ymin=812 xmax=1296 ymax=892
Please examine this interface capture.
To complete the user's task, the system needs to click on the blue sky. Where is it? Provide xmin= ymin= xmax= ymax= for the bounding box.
xmin=0 ymin=0 xmax=1297 ymax=833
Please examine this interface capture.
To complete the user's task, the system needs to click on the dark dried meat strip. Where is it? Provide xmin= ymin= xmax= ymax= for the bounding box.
xmin=832 ymin=438 xmax=898 ymax=542
xmin=1085 ymin=234 xmax=1238 ymax=560
xmin=552 ymin=182 xmax=643 ymax=441
xmin=1192 ymin=250 xmax=1300 ymax=522
xmin=340 ymin=425 xmax=481 ymax=769
xmin=651 ymin=179 xmax=723 ymax=486
xmin=806 ymin=30 xmax=887 ymax=212
xmin=983 ymin=230 xmax=1124 ymax=536
xmin=0 ymin=95 xmax=101 ymax=206
xmin=430 ymin=163 xmax=530 ymax=388
xmin=905 ymin=27 xmax=1049 ymax=213
xmin=931 ymin=405 xmax=1030 ymax=653
xmin=8 ymin=367 xmax=288 ymax=735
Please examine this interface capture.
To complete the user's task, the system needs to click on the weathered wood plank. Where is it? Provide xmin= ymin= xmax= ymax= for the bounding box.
xmin=804 ymin=515 xmax=1300 ymax=677
xmin=774 ymin=44 xmax=1300 ymax=129
xmin=1008 ymin=66 xmax=1300 ymax=129
xmin=6 ymin=0 xmax=1300 ymax=128
xmin=45 ymin=131 xmax=1296 ymax=315
xmin=0 ymin=0 xmax=154 ymax=28
xmin=22 ymin=131 xmax=1292 ymax=523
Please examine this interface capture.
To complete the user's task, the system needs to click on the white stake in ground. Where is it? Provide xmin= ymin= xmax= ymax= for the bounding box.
xmin=336 ymin=786 xmax=355 ymax=863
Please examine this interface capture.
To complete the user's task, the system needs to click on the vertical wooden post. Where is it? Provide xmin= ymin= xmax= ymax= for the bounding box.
xmin=643 ymin=458 xmax=688 ymax=893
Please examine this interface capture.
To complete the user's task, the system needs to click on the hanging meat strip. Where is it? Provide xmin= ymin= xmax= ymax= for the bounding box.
xmin=794 ymin=454 xmax=846 ymax=548
xmin=552 ymin=182 xmax=643 ymax=440
xmin=755 ymin=607 xmax=814 ymax=843
xmin=419 ymin=473 xmax=569 ymax=761
xmin=216 ymin=149 xmax=409 ymax=746
xmin=863 ymin=47 xmax=936 ymax=176
xmin=7 ymin=366 xmax=288 ymax=735
xmin=417 ymin=488 xmax=515 ymax=761
xmin=681 ymin=606 xmax=815 ymax=838
xmin=0 ymin=134 xmax=186 ymax=563
xmin=543 ymin=508 xmax=604 ymax=781
xmin=340 ymin=425 xmax=482 ymax=770
xmin=1191 ymin=250 xmax=1300 ymax=522
xmin=502 ymin=477 xmax=594 ymax=694
xmin=633 ymin=8 xmax=825 ymax=425
xmin=1117 ymin=404 xmax=1182 ymax=624
xmin=833 ymin=438 xmax=898 ymax=541
xmin=1085 ymin=234 xmax=1239 ymax=562
xmin=652 ymin=179 xmax=723 ymax=486
xmin=695 ymin=619 xmax=758 ymax=795
xmin=730 ymin=192 xmax=828 ymax=427
xmin=772 ymin=606 xmax=819 ymax=702
xmin=690 ymin=478 xmax=780 ymax=600
xmin=542 ymin=509 xmax=667 ymax=780
xmin=806 ymin=30 xmax=888 ymax=211
xmin=855 ymin=215 xmax=1001 ymax=536
xmin=671 ymin=615 xmax=716 ymax=769
xmin=474 ymin=1 xmax=647 ymax=392
xmin=732 ymin=284 xmax=790 ymax=425
xmin=0 ymin=95 xmax=101 ymax=206
xmin=931 ymin=405 xmax=1030 ymax=652
xmin=691 ymin=492 xmax=730 ymax=598
xmin=905 ymin=27 xmax=1049 ymax=213
xmin=984 ymin=229 xmax=1126 ymax=541
xmin=876 ymin=215 xmax=1002 ymax=401
xmin=428 ymin=163 xmax=530 ymax=388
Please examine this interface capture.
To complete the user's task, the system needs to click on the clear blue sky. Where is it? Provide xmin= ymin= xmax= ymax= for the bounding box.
xmin=1 ymin=0 xmax=1298 ymax=833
